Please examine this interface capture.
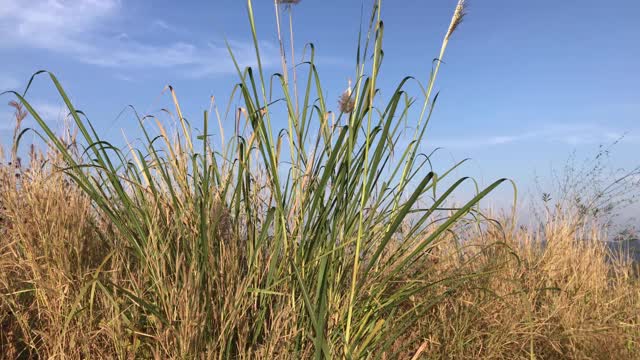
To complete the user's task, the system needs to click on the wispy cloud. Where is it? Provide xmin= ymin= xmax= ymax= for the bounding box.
xmin=0 ymin=0 xmax=277 ymax=77
xmin=153 ymin=19 xmax=173 ymax=31
xmin=431 ymin=123 xmax=639 ymax=149
xmin=151 ymin=19 xmax=185 ymax=35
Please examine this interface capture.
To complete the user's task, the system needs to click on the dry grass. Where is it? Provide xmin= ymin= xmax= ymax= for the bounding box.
xmin=1 ymin=146 xmax=638 ymax=359
xmin=398 ymin=215 xmax=640 ymax=359
xmin=1 ymin=1 xmax=638 ymax=358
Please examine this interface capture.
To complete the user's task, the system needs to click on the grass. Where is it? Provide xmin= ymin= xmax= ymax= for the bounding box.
xmin=1 ymin=0 xmax=639 ymax=358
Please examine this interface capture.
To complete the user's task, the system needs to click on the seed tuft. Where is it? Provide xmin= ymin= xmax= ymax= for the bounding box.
xmin=445 ymin=0 xmax=467 ymax=41
xmin=338 ymin=79 xmax=355 ymax=114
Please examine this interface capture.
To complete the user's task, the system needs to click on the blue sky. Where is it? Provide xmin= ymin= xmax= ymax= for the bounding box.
xmin=1 ymin=0 xmax=639 ymax=212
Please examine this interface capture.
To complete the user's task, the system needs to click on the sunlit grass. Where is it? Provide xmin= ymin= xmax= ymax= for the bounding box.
xmin=1 ymin=0 xmax=638 ymax=358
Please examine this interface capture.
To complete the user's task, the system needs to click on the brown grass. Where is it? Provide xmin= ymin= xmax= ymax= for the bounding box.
xmin=1 ymin=2 xmax=638 ymax=356
xmin=395 ymin=215 xmax=640 ymax=359
xmin=1 ymin=143 xmax=638 ymax=359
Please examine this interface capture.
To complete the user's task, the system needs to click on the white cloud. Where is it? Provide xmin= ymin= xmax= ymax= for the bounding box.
xmin=152 ymin=19 xmax=184 ymax=35
xmin=431 ymin=123 xmax=639 ymax=149
xmin=0 ymin=0 xmax=277 ymax=77
xmin=153 ymin=19 xmax=172 ymax=31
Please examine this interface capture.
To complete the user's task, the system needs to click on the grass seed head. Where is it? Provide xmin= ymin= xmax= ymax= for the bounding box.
xmin=446 ymin=0 xmax=467 ymax=41
xmin=8 ymin=101 xmax=28 ymax=129
xmin=338 ymin=79 xmax=355 ymax=114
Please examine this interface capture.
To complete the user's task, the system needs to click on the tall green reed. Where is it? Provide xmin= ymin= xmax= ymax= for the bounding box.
xmin=6 ymin=0 xmax=510 ymax=357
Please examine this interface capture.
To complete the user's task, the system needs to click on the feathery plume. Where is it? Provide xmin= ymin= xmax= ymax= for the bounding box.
xmin=9 ymin=101 xmax=28 ymax=163
xmin=445 ymin=0 xmax=467 ymax=41
xmin=338 ymin=79 xmax=355 ymax=114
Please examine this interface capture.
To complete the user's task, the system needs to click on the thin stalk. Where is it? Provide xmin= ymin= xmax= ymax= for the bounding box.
xmin=345 ymin=0 xmax=382 ymax=350
xmin=274 ymin=0 xmax=290 ymax=85
xmin=289 ymin=8 xmax=300 ymax=118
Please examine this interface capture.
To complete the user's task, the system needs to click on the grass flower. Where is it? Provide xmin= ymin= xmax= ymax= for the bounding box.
xmin=445 ymin=0 xmax=467 ymax=41
xmin=338 ymin=79 xmax=355 ymax=113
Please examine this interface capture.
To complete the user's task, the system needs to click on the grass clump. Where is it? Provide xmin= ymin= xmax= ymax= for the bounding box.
xmin=1 ymin=0 xmax=638 ymax=358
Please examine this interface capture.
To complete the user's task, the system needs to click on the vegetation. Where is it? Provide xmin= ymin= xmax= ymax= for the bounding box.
xmin=1 ymin=0 xmax=638 ymax=358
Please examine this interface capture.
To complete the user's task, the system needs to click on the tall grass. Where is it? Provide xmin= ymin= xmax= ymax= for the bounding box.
xmin=2 ymin=149 xmax=638 ymax=358
xmin=2 ymin=0 xmax=637 ymax=358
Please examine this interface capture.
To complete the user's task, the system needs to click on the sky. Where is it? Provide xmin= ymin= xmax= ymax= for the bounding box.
xmin=1 ymin=0 xmax=639 ymax=216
